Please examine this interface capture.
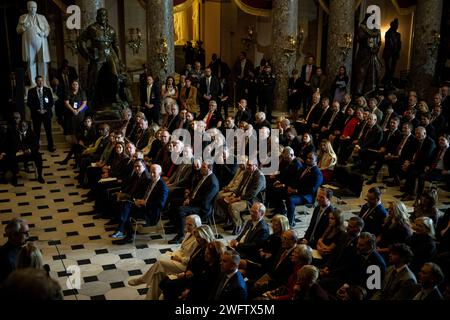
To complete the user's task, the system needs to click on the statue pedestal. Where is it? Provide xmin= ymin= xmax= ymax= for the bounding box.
xmin=92 ymin=101 xmax=127 ymax=131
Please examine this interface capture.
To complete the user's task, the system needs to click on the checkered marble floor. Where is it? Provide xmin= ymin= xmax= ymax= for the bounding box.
xmin=1 ymin=125 xmax=449 ymax=300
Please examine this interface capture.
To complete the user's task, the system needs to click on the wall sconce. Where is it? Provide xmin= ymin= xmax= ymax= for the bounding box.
xmin=65 ymin=29 xmax=79 ymax=56
xmin=338 ymin=33 xmax=353 ymax=61
xmin=282 ymin=35 xmax=297 ymax=58
xmin=427 ymin=31 xmax=440 ymax=57
xmin=241 ymin=26 xmax=256 ymax=52
xmin=157 ymin=37 xmax=169 ymax=72
xmin=127 ymin=28 xmax=143 ymax=55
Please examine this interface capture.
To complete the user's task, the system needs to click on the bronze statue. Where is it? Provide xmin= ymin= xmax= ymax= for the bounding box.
xmin=382 ymin=18 xmax=401 ymax=89
xmin=353 ymin=13 xmax=382 ymax=96
xmin=78 ymin=8 xmax=125 ymax=112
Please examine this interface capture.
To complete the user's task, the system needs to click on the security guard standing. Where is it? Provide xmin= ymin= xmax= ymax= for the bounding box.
xmin=257 ymin=65 xmax=276 ymax=124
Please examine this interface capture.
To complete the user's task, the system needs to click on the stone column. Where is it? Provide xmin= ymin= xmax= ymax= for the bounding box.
xmin=146 ymin=0 xmax=175 ymax=83
xmin=77 ymin=0 xmax=104 ymax=89
xmin=409 ymin=0 xmax=443 ymax=100
xmin=325 ymin=0 xmax=355 ymax=95
xmin=272 ymin=0 xmax=298 ymax=112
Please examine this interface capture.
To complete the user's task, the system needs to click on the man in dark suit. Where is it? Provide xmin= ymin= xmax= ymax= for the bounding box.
xmin=356 ymin=113 xmax=384 ymax=173
xmin=57 ymin=59 xmax=78 ymax=96
xmin=282 ymin=152 xmax=323 ymax=227
xmin=234 ymin=99 xmax=252 ymax=125
xmin=372 ymin=243 xmax=417 ymax=300
xmin=210 ymin=250 xmax=247 ymax=302
xmin=112 ymin=164 xmax=168 ymax=244
xmin=232 ymin=51 xmax=254 ymax=100
xmin=413 ymin=262 xmax=445 ymax=300
xmin=199 ymin=67 xmax=220 ymax=117
xmin=10 ymin=121 xmax=45 ymax=184
xmin=107 ymin=158 xmax=151 ymax=227
xmin=168 ymin=161 xmax=219 ymax=244
xmin=27 ymin=75 xmax=55 ymax=152
xmin=140 ymin=75 xmax=161 ymax=125
xmin=0 ymin=218 xmax=30 ymax=283
xmin=203 ymin=100 xmax=223 ymax=130
xmin=366 ymin=116 xmax=402 ymax=184
xmin=229 ymin=202 xmax=270 ymax=261
xmin=416 ymin=134 xmax=450 ymax=197
xmin=430 ymin=104 xmax=446 ymax=137
xmin=309 ymin=97 xmax=331 ymax=136
xmin=319 ymin=100 xmax=345 ymax=141
xmin=399 ymin=126 xmax=436 ymax=201
xmin=301 ymin=187 xmax=334 ymax=248
xmin=359 ymin=187 xmax=387 ymax=236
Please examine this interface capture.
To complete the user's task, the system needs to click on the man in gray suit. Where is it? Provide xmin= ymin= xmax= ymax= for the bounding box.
xmin=413 ymin=262 xmax=445 ymax=300
xmin=372 ymin=243 xmax=417 ymax=300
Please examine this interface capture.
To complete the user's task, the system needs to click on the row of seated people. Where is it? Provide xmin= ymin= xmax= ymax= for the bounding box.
xmin=125 ymin=189 xmax=450 ymax=301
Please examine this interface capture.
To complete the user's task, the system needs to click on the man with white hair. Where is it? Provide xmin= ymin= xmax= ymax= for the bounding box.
xmin=111 ymin=164 xmax=169 ymax=244
xmin=254 ymin=112 xmax=271 ymax=131
xmin=16 ymin=1 xmax=51 ymax=85
xmin=0 ymin=218 xmax=30 ymax=282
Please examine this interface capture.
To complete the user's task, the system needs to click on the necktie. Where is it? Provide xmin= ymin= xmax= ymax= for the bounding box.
xmin=431 ymin=148 xmax=445 ymax=170
xmin=205 ymin=112 xmax=213 ymax=128
xmin=147 ymin=85 xmax=152 ymax=104
xmin=328 ymin=112 xmax=337 ymax=129
xmin=191 ymin=175 xmax=208 ymax=199
xmin=38 ymin=88 xmax=44 ymax=110
xmin=396 ymin=135 xmax=408 ymax=155
xmin=300 ymin=167 xmax=310 ymax=180
xmin=144 ymin=180 xmax=158 ymax=202
xmin=207 ymin=77 xmax=211 ymax=96
xmin=275 ymin=249 xmax=290 ymax=270
xmin=362 ymin=206 xmax=375 ymax=219
xmin=310 ymin=207 xmax=325 ymax=243
xmin=358 ymin=122 xmax=368 ymax=140
xmin=64 ymin=74 xmax=69 ymax=89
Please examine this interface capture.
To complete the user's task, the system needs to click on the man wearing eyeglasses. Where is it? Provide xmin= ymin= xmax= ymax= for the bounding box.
xmin=0 ymin=218 xmax=30 ymax=282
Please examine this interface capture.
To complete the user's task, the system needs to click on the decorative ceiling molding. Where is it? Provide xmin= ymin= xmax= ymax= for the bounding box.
xmin=233 ymin=0 xmax=271 ymax=17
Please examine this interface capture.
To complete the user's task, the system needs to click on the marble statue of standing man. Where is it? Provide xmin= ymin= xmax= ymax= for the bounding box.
xmin=16 ymin=1 xmax=51 ymax=86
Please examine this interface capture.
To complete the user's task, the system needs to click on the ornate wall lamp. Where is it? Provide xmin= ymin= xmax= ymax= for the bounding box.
xmin=157 ymin=37 xmax=169 ymax=72
xmin=427 ymin=31 xmax=440 ymax=57
xmin=127 ymin=28 xmax=143 ymax=55
xmin=338 ymin=33 xmax=353 ymax=61
xmin=282 ymin=35 xmax=297 ymax=58
xmin=241 ymin=26 xmax=256 ymax=52
xmin=65 ymin=29 xmax=79 ymax=56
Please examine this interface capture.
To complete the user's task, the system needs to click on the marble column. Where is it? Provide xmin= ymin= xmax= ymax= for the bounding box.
xmin=146 ymin=0 xmax=175 ymax=83
xmin=409 ymin=0 xmax=443 ymax=100
xmin=76 ymin=0 xmax=104 ymax=89
xmin=271 ymin=0 xmax=298 ymax=112
xmin=325 ymin=0 xmax=355 ymax=96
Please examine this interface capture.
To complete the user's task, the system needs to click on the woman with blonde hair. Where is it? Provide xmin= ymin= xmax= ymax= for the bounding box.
xmin=376 ymin=200 xmax=413 ymax=259
xmin=317 ymin=139 xmax=337 ymax=183
xmin=16 ymin=242 xmax=44 ymax=270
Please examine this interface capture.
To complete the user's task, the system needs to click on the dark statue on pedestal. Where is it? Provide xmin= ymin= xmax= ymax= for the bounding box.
xmin=353 ymin=13 xmax=382 ymax=96
xmin=382 ymin=18 xmax=401 ymax=89
xmin=78 ymin=8 xmax=127 ymax=120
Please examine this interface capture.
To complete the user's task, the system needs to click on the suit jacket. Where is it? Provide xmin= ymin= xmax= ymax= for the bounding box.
xmin=232 ymin=59 xmax=254 ymax=80
xmin=359 ymin=203 xmax=388 ymax=236
xmin=199 ymin=76 xmax=221 ymax=101
xmin=180 ymin=86 xmax=198 ymax=112
xmin=328 ymin=111 xmax=346 ymax=133
xmin=372 ymin=265 xmax=417 ymax=300
xmin=239 ymin=169 xmax=266 ymax=205
xmin=234 ymin=109 xmax=252 ymax=125
xmin=293 ymin=166 xmax=324 ymax=204
xmin=268 ymin=247 xmax=295 ymax=287
xmin=57 ymin=68 xmax=78 ymax=94
xmin=430 ymin=114 xmax=446 ymax=136
xmin=140 ymin=84 xmax=161 ymax=110
xmin=347 ymin=250 xmax=386 ymax=294
xmin=134 ymin=128 xmax=152 ymax=151
xmin=304 ymin=205 xmax=334 ymax=248
xmin=203 ymin=110 xmax=223 ymax=129
xmin=381 ymin=129 xmax=402 ymax=154
xmin=429 ymin=147 xmax=450 ymax=170
xmin=144 ymin=178 xmax=169 ymax=225
xmin=122 ymin=170 xmax=151 ymax=199
xmin=413 ymin=286 xmax=444 ymax=300
xmin=11 ymin=127 xmax=39 ymax=153
xmin=27 ymin=86 xmax=54 ymax=118
xmin=236 ymin=219 xmax=270 ymax=259
xmin=360 ymin=124 xmax=384 ymax=150
xmin=210 ymin=271 xmax=248 ymax=302
xmin=300 ymin=64 xmax=317 ymax=83
xmin=278 ymin=158 xmax=303 ymax=186
xmin=190 ymin=173 xmax=220 ymax=218
xmin=410 ymin=137 xmax=436 ymax=171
